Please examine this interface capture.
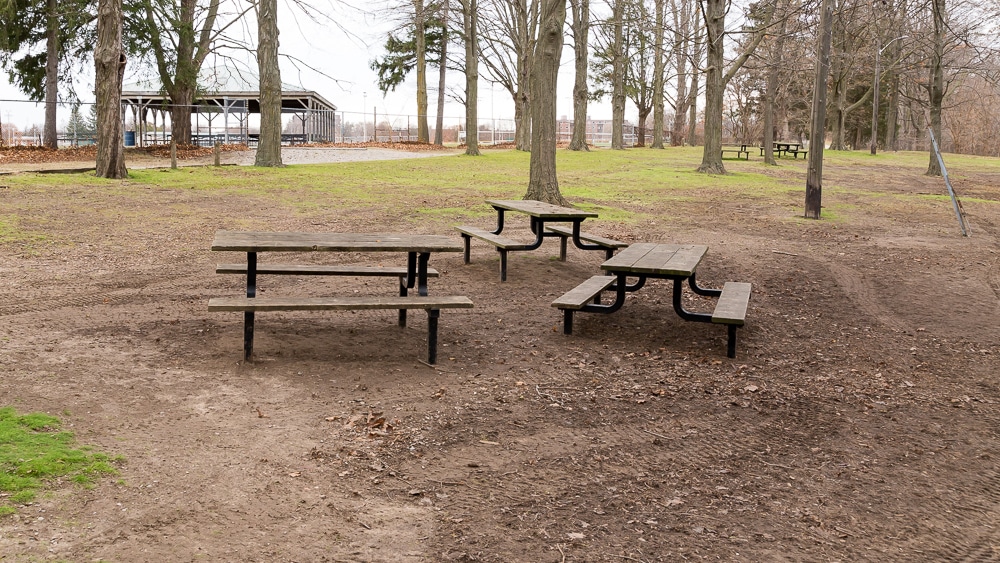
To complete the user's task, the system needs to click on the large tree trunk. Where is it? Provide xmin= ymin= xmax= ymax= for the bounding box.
xmin=169 ymin=87 xmax=194 ymax=146
xmin=697 ymin=0 xmax=725 ymax=173
xmin=636 ymin=109 xmax=650 ymax=147
xmin=95 ymin=0 xmax=126 ymax=178
xmin=805 ymin=0 xmax=834 ymax=219
xmin=434 ymin=0 xmax=448 ymax=146
xmin=515 ymin=92 xmax=530 ymax=150
xmin=464 ymin=0 xmax=481 ymax=156
xmin=255 ymin=0 xmax=282 ymax=167
xmin=414 ymin=0 xmax=430 ymax=142
xmin=568 ymin=0 xmax=590 ymax=151
xmin=651 ymin=0 xmax=665 ymax=149
xmin=610 ymin=0 xmax=625 ymax=150
xmin=926 ymin=0 xmax=945 ymax=176
xmin=524 ymin=0 xmax=567 ymax=205
xmin=43 ymin=0 xmax=58 ymax=149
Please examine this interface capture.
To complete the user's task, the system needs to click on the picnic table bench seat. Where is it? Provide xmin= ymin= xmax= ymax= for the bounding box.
xmin=551 ymin=275 xmax=617 ymax=334
xmin=456 ymin=225 xmax=532 ymax=281
xmin=711 ymin=282 xmax=752 ymax=358
xmin=721 ymin=147 xmax=750 ymax=160
xmin=216 ymin=263 xmax=440 ymax=278
xmin=208 ymin=295 xmax=473 ymax=364
xmin=544 ymin=225 xmax=627 ymax=260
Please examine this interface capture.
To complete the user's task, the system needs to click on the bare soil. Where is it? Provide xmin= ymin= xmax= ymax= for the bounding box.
xmin=1 ymin=148 xmax=999 ymax=562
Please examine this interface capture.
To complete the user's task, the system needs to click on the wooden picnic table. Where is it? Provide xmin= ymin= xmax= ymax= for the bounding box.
xmin=457 ymin=200 xmax=624 ymax=281
xmin=552 ymin=242 xmax=752 ymax=357
xmin=208 ymin=231 xmax=470 ymax=362
xmin=760 ymin=141 xmax=806 ymax=158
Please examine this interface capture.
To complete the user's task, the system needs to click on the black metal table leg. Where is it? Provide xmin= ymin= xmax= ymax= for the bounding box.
xmin=244 ymin=251 xmax=257 ymax=361
xmin=427 ymin=309 xmax=440 ymax=364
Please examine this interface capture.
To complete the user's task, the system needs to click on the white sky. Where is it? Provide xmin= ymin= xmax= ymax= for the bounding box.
xmin=0 ymin=0 xmax=620 ymax=132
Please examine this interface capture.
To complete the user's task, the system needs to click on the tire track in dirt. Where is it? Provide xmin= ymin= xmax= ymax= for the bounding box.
xmin=0 ymin=267 xmax=214 ymax=318
xmin=904 ymin=465 xmax=1000 ymax=561
xmin=823 ymin=261 xmax=910 ymax=333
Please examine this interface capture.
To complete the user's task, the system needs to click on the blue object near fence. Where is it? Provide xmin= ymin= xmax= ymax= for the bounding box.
xmin=124 ymin=131 xmax=136 ymax=147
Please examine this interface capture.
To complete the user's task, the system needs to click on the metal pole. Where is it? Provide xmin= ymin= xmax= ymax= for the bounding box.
xmin=927 ymin=127 xmax=969 ymax=237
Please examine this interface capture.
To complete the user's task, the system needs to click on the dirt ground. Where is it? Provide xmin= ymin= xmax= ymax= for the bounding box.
xmin=1 ymin=146 xmax=999 ymax=562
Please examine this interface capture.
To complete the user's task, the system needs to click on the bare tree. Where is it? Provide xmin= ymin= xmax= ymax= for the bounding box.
xmin=42 ymin=0 xmax=57 ymax=148
xmin=478 ymin=0 xmax=538 ymax=150
xmin=255 ymin=0 xmax=282 ymax=167
xmin=524 ymin=0 xmax=568 ymax=205
xmin=925 ymin=0 xmax=945 ymax=175
xmin=805 ymin=0 xmax=834 ymax=219
xmin=95 ymin=0 xmax=126 ymax=178
xmin=414 ymin=0 xmax=430 ymax=142
xmin=651 ymin=0 xmax=666 ymax=148
xmin=461 ymin=0 xmax=481 ymax=155
xmin=609 ymin=0 xmax=625 ymax=149
xmin=568 ymin=0 xmax=590 ymax=151
xmin=697 ymin=0 xmax=772 ymax=174
xmin=434 ymin=0 xmax=449 ymax=145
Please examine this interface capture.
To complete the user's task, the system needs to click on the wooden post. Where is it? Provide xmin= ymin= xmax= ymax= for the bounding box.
xmin=213 ymin=141 xmax=221 ymax=166
xmin=170 ymin=138 xmax=177 ymax=169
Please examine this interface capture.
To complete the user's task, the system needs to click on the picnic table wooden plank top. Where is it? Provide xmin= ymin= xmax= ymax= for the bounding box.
xmin=211 ymin=231 xmax=463 ymax=253
xmin=601 ymin=242 xmax=708 ymax=276
xmin=485 ymin=199 xmax=599 ymax=219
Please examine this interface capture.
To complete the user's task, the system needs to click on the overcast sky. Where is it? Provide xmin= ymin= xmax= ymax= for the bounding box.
xmin=0 ymin=0 xmax=619 ymax=132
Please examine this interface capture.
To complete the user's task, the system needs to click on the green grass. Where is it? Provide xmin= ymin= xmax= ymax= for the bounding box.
xmin=0 ymin=407 xmax=121 ymax=516
xmin=1 ymin=146 xmax=996 ymax=243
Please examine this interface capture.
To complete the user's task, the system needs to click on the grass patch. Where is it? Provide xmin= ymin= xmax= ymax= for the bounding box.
xmin=0 ymin=214 xmax=50 ymax=246
xmin=0 ymin=407 xmax=121 ymax=516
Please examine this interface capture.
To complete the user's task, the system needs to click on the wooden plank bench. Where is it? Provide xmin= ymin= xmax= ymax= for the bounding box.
xmin=544 ymin=225 xmax=627 ymax=261
xmin=208 ymin=295 xmax=473 ymax=364
xmin=216 ymin=263 xmax=439 ymax=278
xmin=217 ymin=263 xmax=440 ymax=326
xmin=551 ymin=275 xmax=617 ymax=334
xmin=456 ymin=225 xmax=531 ymax=282
xmin=721 ymin=147 xmax=749 ymax=160
xmin=787 ymin=149 xmax=808 ymax=159
xmin=711 ymin=282 xmax=752 ymax=358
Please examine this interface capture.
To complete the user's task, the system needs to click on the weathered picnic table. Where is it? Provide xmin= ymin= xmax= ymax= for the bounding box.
xmin=456 ymin=199 xmax=626 ymax=281
xmin=207 ymin=231 xmax=472 ymax=363
xmin=760 ymin=141 xmax=807 ymax=158
xmin=552 ymin=243 xmax=752 ymax=358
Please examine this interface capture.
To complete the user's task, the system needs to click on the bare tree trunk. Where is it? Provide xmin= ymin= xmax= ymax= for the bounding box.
xmin=886 ymin=69 xmax=900 ymax=150
xmin=255 ymin=0 xmax=282 ymax=167
xmin=763 ymin=6 xmax=786 ymax=165
xmin=671 ymin=0 xmax=692 ymax=146
xmin=697 ymin=0 xmax=725 ymax=173
xmin=568 ymin=0 xmax=590 ymax=151
xmin=464 ymin=0 xmax=481 ymax=156
xmin=926 ymin=0 xmax=945 ymax=176
xmin=651 ymin=0 xmax=665 ymax=149
xmin=515 ymin=93 xmax=531 ymax=150
xmin=610 ymin=0 xmax=625 ymax=150
xmin=169 ymin=88 xmax=194 ymax=145
xmin=43 ymin=0 xmax=58 ymax=149
xmin=414 ymin=0 xmax=430 ymax=142
xmin=434 ymin=0 xmax=448 ymax=146
xmin=687 ymin=25 xmax=703 ymax=146
xmin=805 ymin=0 xmax=834 ymax=219
xmin=95 ymin=0 xmax=126 ymax=179
xmin=524 ymin=0 xmax=568 ymax=205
